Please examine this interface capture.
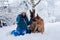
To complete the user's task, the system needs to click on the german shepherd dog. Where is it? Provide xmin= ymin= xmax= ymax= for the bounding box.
xmin=29 ymin=9 xmax=44 ymax=34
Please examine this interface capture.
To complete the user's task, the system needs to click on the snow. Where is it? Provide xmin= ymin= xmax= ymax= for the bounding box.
xmin=0 ymin=22 xmax=60 ymax=40
xmin=0 ymin=0 xmax=60 ymax=40
xmin=0 ymin=0 xmax=60 ymax=26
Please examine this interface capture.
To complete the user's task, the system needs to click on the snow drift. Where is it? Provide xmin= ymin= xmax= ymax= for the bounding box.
xmin=0 ymin=22 xmax=60 ymax=40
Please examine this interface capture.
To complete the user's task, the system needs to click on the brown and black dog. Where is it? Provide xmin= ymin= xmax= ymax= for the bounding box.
xmin=29 ymin=9 xmax=44 ymax=34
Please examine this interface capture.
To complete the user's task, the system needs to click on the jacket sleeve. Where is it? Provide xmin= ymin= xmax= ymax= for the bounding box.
xmin=26 ymin=18 xmax=33 ymax=25
xmin=16 ymin=15 xmax=21 ymax=24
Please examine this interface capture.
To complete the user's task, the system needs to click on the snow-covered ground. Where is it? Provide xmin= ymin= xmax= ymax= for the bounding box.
xmin=0 ymin=0 xmax=60 ymax=40
xmin=0 ymin=22 xmax=60 ymax=40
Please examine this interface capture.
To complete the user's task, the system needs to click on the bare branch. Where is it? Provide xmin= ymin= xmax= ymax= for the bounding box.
xmin=33 ymin=0 xmax=41 ymax=8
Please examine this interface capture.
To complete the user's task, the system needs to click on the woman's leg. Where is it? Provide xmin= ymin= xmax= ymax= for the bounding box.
xmin=20 ymin=28 xmax=26 ymax=35
xmin=26 ymin=28 xmax=31 ymax=34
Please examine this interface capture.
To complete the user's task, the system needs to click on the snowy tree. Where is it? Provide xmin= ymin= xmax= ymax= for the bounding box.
xmin=46 ymin=0 xmax=56 ymax=23
xmin=29 ymin=0 xmax=41 ymax=11
xmin=0 ymin=0 xmax=31 ymax=26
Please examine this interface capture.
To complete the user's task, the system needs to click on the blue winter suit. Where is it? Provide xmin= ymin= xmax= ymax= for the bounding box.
xmin=11 ymin=14 xmax=32 ymax=36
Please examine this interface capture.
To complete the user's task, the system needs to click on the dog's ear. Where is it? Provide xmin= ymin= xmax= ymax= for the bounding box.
xmin=29 ymin=9 xmax=35 ymax=14
xmin=37 ymin=14 xmax=40 ymax=19
xmin=37 ymin=14 xmax=39 ymax=17
xmin=29 ymin=10 xmax=32 ymax=14
xmin=32 ymin=9 xmax=35 ymax=14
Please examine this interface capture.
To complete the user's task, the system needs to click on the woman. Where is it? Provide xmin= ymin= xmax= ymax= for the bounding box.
xmin=11 ymin=11 xmax=32 ymax=36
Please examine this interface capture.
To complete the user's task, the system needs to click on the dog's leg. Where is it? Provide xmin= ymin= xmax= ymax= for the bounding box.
xmin=33 ymin=23 xmax=37 ymax=32
xmin=37 ymin=25 xmax=41 ymax=32
xmin=37 ymin=25 xmax=43 ymax=34
xmin=41 ymin=25 xmax=44 ymax=34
